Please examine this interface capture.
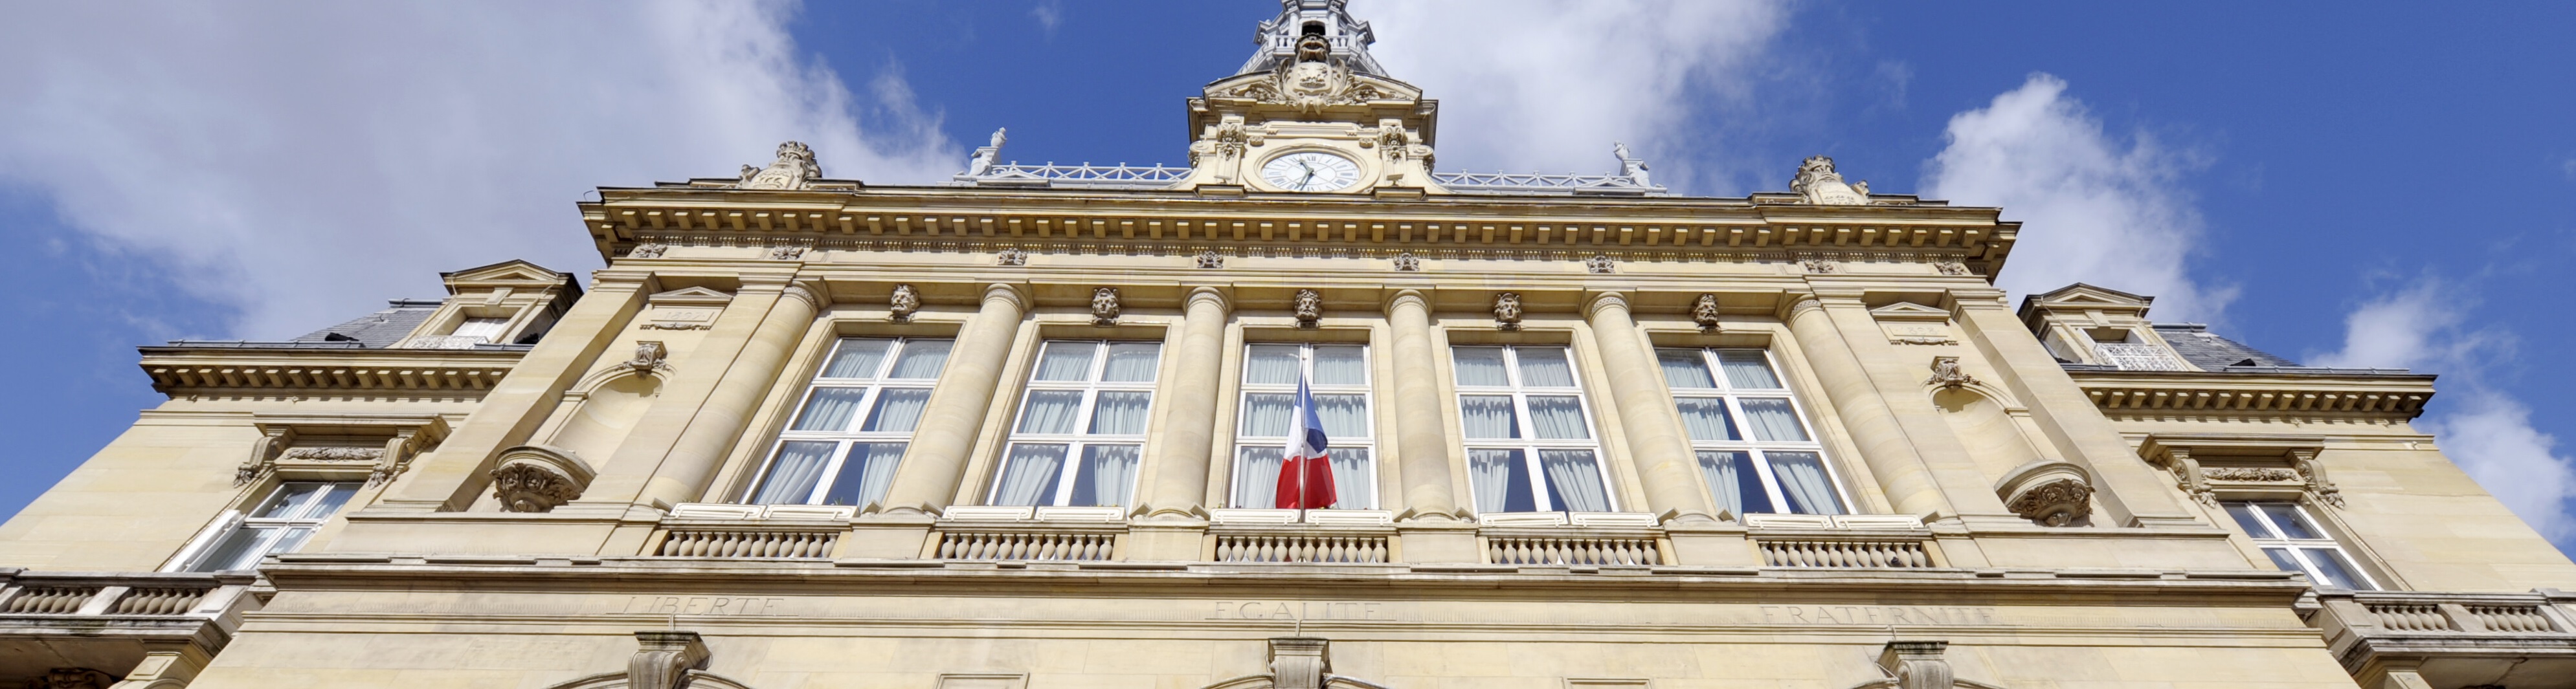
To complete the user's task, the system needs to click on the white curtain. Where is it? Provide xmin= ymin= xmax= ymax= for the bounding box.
xmin=1718 ymin=351 xmax=1782 ymax=389
xmin=1658 ymin=349 xmax=1714 ymax=388
xmin=823 ymin=340 xmax=891 ymax=378
xmin=1457 ymin=396 xmax=1519 ymax=439
xmin=1674 ymin=399 xmax=1738 ymax=441
xmin=1327 ymin=448 xmax=1373 ymax=509
xmin=1312 ymin=345 xmax=1367 ymax=385
xmin=1034 ymin=342 xmax=1095 ymax=381
xmin=1451 ymin=347 xmax=1510 ymax=386
xmin=1468 ymin=449 xmax=1519 ymax=513
xmin=822 ymin=443 xmax=906 ymax=507
xmin=1016 ymin=391 xmax=1085 ymax=434
xmin=752 ymin=441 xmax=836 ymax=503
xmin=1696 ymin=450 xmax=1770 ymax=516
xmin=1102 ymin=343 xmax=1161 ymax=382
xmin=887 ymin=340 xmax=952 ymax=379
xmin=1233 ymin=446 xmax=1284 ymax=508
xmin=1238 ymin=393 xmax=1294 ymax=437
xmin=1524 ymin=396 xmax=1589 ymax=439
xmin=862 ymin=388 xmax=932 ymax=432
xmin=1739 ymin=399 xmax=1810 ymax=441
xmin=1514 ymin=347 xmax=1576 ymax=387
xmin=1540 ymin=450 xmax=1609 ymax=512
xmin=1767 ymin=452 xmax=1842 ymax=515
xmin=1314 ymin=394 xmax=1369 ymax=438
xmin=992 ymin=444 xmax=1066 ymax=506
xmin=1087 ymin=392 xmax=1153 ymax=435
xmin=1074 ymin=444 xmax=1141 ymax=507
xmin=791 ymin=388 xmax=869 ymax=432
xmin=1244 ymin=345 xmax=1301 ymax=384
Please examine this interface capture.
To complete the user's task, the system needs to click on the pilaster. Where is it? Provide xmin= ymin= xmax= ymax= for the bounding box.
xmin=1382 ymin=289 xmax=1465 ymax=523
xmin=1951 ymin=290 xmax=2202 ymax=527
xmin=1582 ymin=290 xmax=1718 ymax=525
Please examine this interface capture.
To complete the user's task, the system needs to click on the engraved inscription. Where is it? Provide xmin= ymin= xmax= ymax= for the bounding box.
xmin=1205 ymin=601 xmax=1386 ymax=621
xmin=1758 ymin=605 xmax=2001 ymax=626
xmin=622 ymin=595 xmax=793 ymax=617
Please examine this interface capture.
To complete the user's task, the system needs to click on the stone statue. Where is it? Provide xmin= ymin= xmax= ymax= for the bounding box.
xmin=737 ymin=141 xmax=823 ymax=190
xmin=1924 ymin=356 xmax=1977 ymax=388
xmin=623 ymin=341 xmax=666 ymax=374
xmin=1613 ymin=142 xmax=1652 ymax=187
xmin=966 ymin=128 xmax=1007 ymax=176
xmin=1789 ymin=155 xmax=1872 ymax=205
xmin=1092 ymin=287 xmax=1121 ymax=325
xmin=1492 ymin=292 xmax=1523 ymax=330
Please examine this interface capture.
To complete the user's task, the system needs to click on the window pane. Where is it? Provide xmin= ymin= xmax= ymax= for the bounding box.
xmin=1069 ymin=444 xmax=1141 ymax=507
xmin=992 ymin=444 xmax=1068 ymax=506
xmin=1697 ymin=451 xmax=1775 ymax=516
xmin=190 ymin=527 xmax=276 ymax=572
xmin=1033 ymin=342 xmax=1097 ymax=381
xmin=1326 ymin=448 xmax=1374 ymax=509
xmin=1718 ymin=351 xmax=1783 ymax=389
xmin=253 ymin=483 xmax=322 ymax=518
xmin=1101 ymin=343 xmax=1161 ymax=382
xmin=1312 ymin=345 xmax=1367 ymax=385
xmin=2224 ymin=503 xmax=2275 ymax=538
xmin=1244 ymin=345 xmax=1302 ymax=384
xmin=1658 ymin=349 xmax=1716 ymax=389
xmin=1452 ymin=347 xmax=1510 ymax=386
xmin=1515 ymin=347 xmax=1576 ymax=387
xmin=1088 ymin=391 xmax=1154 ymax=435
xmin=453 ymin=317 xmax=509 ymax=340
xmin=1232 ymin=446 xmax=1285 ymax=509
xmin=1538 ymin=450 xmax=1610 ymax=512
xmin=1015 ymin=391 xmax=1086 ymax=434
xmin=1239 ymin=393 xmax=1294 ymax=437
xmin=1766 ymin=452 xmax=1844 ymax=515
xmin=818 ymin=443 xmax=906 ymax=507
xmin=1314 ymin=394 xmax=1370 ymax=438
xmin=886 ymin=340 xmax=952 ymax=379
xmin=2260 ymin=503 xmax=2322 ymax=540
xmin=1674 ymin=399 xmax=1741 ymax=441
xmin=1525 ymin=396 xmax=1590 ymax=439
xmin=790 ymin=388 xmax=870 ymax=432
xmin=861 ymin=389 xmax=932 ymax=432
xmin=266 ymin=527 xmax=317 ymax=557
xmin=1739 ymin=399 xmax=1810 ymax=441
xmin=823 ymin=340 xmax=891 ymax=378
xmin=750 ymin=441 xmax=838 ymax=504
xmin=302 ymin=483 xmax=359 ymax=520
xmin=2302 ymin=548 xmax=2373 ymax=590
xmin=1458 ymin=396 xmax=1520 ymax=439
xmin=1468 ymin=449 xmax=1535 ymax=513
xmin=2259 ymin=547 xmax=2305 ymax=574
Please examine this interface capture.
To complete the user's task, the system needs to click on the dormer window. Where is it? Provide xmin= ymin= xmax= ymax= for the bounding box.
xmin=452 ymin=317 xmax=509 ymax=343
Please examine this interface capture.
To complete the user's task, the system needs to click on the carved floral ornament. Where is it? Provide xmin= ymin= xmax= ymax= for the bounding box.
xmin=1197 ymin=250 xmax=1227 ymax=268
xmin=1584 ymin=254 xmax=1615 ymax=274
xmin=1390 ymin=252 xmax=1420 ymax=271
xmin=996 ymin=248 xmax=1027 ymax=266
xmin=238 ymin=414 xmax=448 ymax=487
xmin=2143 ymin=438 xmax=2346 ymax=509
xmin=627 ymin=243 xmax=667 ymax=259
xmin=1924 ymin=356 xmax=1978 ymax=389
xmin=1995 ymin=461 xmax=2094 ymax=527
xmin=768 ymin=245 xmax=808 ymax=261
xmin=489 ymin=445 xmax=596 ymax=513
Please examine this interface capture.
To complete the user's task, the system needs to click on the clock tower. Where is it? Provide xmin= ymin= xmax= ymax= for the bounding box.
xmin=1176 ymin=0 xmax=1444 ymax=194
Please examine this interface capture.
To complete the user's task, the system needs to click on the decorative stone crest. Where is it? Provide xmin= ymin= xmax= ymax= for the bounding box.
xmin=1363 ymin=119 xmax=1431 ymax=166
xmin=1924 ymin=356 xmax=1977 ymax=389
xmin=1801 ymin=259 xmax=1839 ymax=274
xmin=889 ymin=284 xmax=920 ymax=322
xmin=628 ymin=243 xmax=667 ymax=259
xmin=768 ymin=246 xmax=808 ymax=261
xmin=1692 ymin=293 xmax=1723 ymax=333
xmin=278 ymin=446 xmax=385 ymax=463
xmin=2203 ymin=467 xmax=2300 ymax=482
xmin=1293 ymin=289 xmax=1323 ymax=328
xmin=1091 ymin=287 xmax=1122 ymax=326
xmin=1790 ymin=155 xmax=1874 ymax=205
xmin=1997 ymin=461 xmax=2095 ymax=527
xmin=1934 ymin=261 xmax=1970 ymax=276
xmin=1196 ymin=250 xmax=1227 ymax=268
xmin=736 ymin=141 xmax=822 ymax=190
xmin=489 ymin=445 xmax=594 ymax=513
xmin=1584 ymin=254 xmax=1615 ymax=274
xmin=996 ymin=248 xmax=1027 ymax=266
xmin=624 ymin=341 xmax=667 ymax=375
xmin=1492 ymin=292 xmax=1523 ymax=330
xmin=1230 ymin=36 xmax=1385 ymax=113
xmin=1877 ymin=640 xmax=1953 ymax=689
xmin=1391 ymin=252 xmax=1420 ymax=271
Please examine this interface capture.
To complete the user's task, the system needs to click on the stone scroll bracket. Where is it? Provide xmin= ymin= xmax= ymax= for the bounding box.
xmin=238 ymin=413 xmax=451 ymax=488
xmin=2138 ymin=435 xmax=2341 ymax=510
xmin=1270 ymin=637 xmax=1330 ymax=689
xmin=490 ymin=445 xmax=598 ymax=513
xmin=1877 ymin=640 xmax=1951 ymax=689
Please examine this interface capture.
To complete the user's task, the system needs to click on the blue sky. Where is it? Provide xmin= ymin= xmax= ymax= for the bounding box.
xmin=3 ymin=1 xmax=2571 ymax=553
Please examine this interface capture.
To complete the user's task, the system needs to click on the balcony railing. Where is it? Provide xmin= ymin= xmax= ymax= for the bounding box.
xmin=1744 ymin=514 xmax=1943 ymax=569
xmin=2311 ymin=589 xmax=2576 ymax=688
xmin=0 ymin=570 xmax=262 ymax=679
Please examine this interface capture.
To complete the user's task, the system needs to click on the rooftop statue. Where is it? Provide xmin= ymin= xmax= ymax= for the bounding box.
xmin=1789 ymin=155 xmax=1873 ymax=205
xmin=736 ymin=141 xmax=822 ymax=190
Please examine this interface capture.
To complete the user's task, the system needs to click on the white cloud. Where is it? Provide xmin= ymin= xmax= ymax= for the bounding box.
xmin=2309 ymin=279 xmax=2476 ymax=369
xmin=1032 ymin=1 xmax=1065 ymax=36
xmin=2423 ymin=391 xmax=2576 ymax=541
xmin=1923 ymin=74 xmax=2231 ymax=322
xmin=1364 ymin=0 xmax=1789 ymax=188
xmin=0 ymin=0 xmax=959 ymax=338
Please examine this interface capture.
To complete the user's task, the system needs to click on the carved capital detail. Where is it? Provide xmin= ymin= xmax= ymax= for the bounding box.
xmin=489 ymin=445 xmax=595 ymax=513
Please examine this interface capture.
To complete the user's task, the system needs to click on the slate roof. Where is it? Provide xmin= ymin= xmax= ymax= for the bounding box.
xmin=2151 ymin=323 xmax=2302 ymax=369
xmin=286 ymin=300 xmax=443 ymax=348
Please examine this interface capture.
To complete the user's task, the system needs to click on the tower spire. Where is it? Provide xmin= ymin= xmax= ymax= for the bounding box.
xmin=1237 ymin=0 xmax=1386 ymax=78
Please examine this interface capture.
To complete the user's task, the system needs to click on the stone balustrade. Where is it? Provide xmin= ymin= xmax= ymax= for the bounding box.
xmin=2311 ymin=589 xmax=2576 ymax=689
xmin=0 ymin=569 xmax=262 ymax=682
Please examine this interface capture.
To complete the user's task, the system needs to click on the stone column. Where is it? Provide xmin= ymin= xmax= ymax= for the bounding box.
xmin=633 ymin=280 xmax=825 ymax=508
xmin=1783 ymin=295 xmax=1957 ymax=518
xmin=877 ymin=283 xmax=1030 ymax=515
xmin=1582 ymin=291 xmax=1718 ymax=523
xmin=1137 ymin=287 xmax=1230 ymax=519
xmin=566 ymin=276 xmax=796 ymax=516
xmin=1384 ymin=289 xmax=1463 ymax=522
xmin=1951 ymin=292 xmax=2201 ymax=527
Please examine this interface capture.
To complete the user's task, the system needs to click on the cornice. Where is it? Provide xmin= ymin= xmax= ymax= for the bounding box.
xmin=2067 ymin=369 xmax=2437 ymax=421
xmin=137 ymin=347 xmax=525 ymax=399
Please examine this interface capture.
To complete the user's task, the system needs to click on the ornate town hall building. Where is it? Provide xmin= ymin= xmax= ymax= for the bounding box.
xmin=6 ymin=3 xmax=2573 ymax=688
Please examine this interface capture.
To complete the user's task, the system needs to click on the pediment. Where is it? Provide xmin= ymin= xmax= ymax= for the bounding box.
xmin=1869 ymin=301 xmax=1954 ymax=322
xmin=2028 ymin=283 xmax=2153 ymax=309
xmin=647 ymin=287 xmax=735 ymax=307
xmin=442 ymin=259 xmax=572 ymax=291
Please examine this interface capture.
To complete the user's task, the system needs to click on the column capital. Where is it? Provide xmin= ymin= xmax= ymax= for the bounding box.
xmin=1943 ymin=288 xmax=2013 ymax=311
xmin=981 ymin=282 xmax=1031 ymax=311
xmin=736 ymin=273 xmax=796 ymax=292
xmin=1582 ymin=290 xmax=1632 ymax=320
xmin=1185 ymin=285 xmax=1233 ymax=312
xmin=588 ymin=270 xmax=658 ymax=292
xmin=781 ymin=279 xmax=830 ymax=310
xmin=1383 ymin=288 xmax=1431 ymax=313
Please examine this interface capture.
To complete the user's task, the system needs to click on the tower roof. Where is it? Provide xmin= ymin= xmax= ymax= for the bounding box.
xmin=1235 ymin=0 xmax=1388 ymax=78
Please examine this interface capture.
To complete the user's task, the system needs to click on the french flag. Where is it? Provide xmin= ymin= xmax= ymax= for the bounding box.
xmin=1273 ymin=373 xmax=1338 ymax=509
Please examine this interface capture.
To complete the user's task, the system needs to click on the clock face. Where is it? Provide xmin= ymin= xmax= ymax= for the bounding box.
xmin=1260 ymin=151 xmax=1361 ymax=191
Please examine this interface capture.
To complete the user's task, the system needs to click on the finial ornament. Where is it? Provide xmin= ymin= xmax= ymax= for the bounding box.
xmin=1092 ymin=287 xmax=1122 ymax=326
xmin=889 ymin=284 xmax=920 ymax=322
xmin=737 ymin=141 xmax=823 ymax=190
xmin=1492 ymin=292 xmax=1523 ymax=330
xmin=1693 ymin=294 xmax=1723 ymax=332
xmin=1789 ymin=155 xmax=1873 ymax=205
xmin=1294 ymin=289 xmax=1323 ymax=328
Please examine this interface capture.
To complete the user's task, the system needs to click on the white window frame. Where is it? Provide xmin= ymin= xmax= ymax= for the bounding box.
xmin=180 ymin=481 xmax=359 ymax=572
xmin=451 ymin=316 xmax=511 ymax=342
xmin=2223 ymin=499 xmax=2379 ymax=590
xmin=988 ymin=340 xmax=1161 ymax=507
xmin=1660 ymin=347 xmax=1851 ymax=516
xmin=1229 ymin=343 xmax=1377 ymax=509
xmin=1451 ymin=344 xmax=1617 ymax=514
xmin=743 ymin=337 xmax=951 ymax=507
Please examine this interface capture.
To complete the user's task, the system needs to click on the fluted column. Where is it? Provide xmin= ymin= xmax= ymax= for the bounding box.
xmin=878 ymin=283 xmax=1029 ymax=515
xmin=1139 ymin=287 xmax=1231 ymax=519
xmin=1384 ymin=290 xmax=1463 ymax=521
xmin=1783 ymin=296 xmax=1957 ymax=518
xmin=1584 ymin=292 xmax=1718 ymax=523
xmin=635 ymin=280 xmax=825 ymax=507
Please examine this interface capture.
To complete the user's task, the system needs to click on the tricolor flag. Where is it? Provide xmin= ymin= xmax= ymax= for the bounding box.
xmin=1273 ymin=373 xmax=1338 ymax=509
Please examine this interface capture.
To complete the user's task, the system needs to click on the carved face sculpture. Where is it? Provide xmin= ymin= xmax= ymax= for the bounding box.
xmin=1297 ymin=33 xmax=1330 ymax=62
xmin=1492 ymin=293 xmax=1523 ymax=324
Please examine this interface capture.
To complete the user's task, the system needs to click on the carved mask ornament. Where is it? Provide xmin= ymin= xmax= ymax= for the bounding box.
xmin=889 ymin=283 xmax=921 ymax=322
xmin=1293 ymin=289 xmax=1323 ymax=328
xmin=1692 ymin=294 xmax=1723 ymax=332
xmin=1092 ymin=287 xmax=1122 ymax=326
xmin=1492 ymin=292 xmax=1523 ymax=329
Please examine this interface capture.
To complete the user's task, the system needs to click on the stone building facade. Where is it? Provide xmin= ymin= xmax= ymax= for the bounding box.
xmin=4 ymin=2 xmax=2572 ymax=688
